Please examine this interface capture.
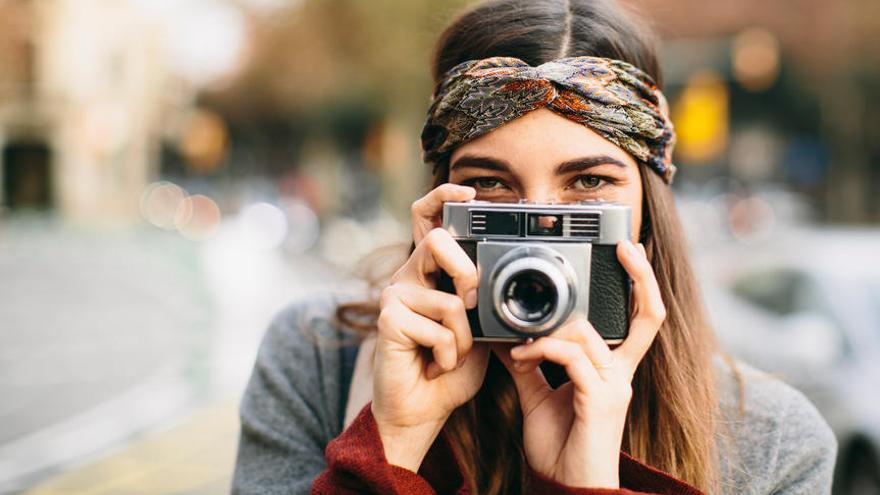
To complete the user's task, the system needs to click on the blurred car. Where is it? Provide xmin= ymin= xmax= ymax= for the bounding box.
xmin=702 ymin=228 xmax=880 ymax=495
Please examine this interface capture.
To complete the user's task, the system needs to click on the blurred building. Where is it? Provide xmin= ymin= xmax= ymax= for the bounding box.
xmin=637 ymin=0 xmax=880 ymax=223
xmin=0 ymin=0 xmax=174 ymax=223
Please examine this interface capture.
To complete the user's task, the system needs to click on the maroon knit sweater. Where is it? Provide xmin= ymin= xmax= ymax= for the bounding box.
xmin=312 ymin=404 xmax=704 ymax=495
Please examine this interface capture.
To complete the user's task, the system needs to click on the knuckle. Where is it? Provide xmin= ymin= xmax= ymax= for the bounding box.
xmin=647 ymin=301 xmax=667 ymax=322
xmin=411 ymin=196 xmax=427 ymax=213
xmin=424 ymin=227 xmax=446 ymax=246
xmin=441 ymin=294 xmax=464 ymax=315
xmin=422 ymin=227 xmax=443 ymax=250
xmin=376 ymin=306 xmax=396 ymax=332
xmin=559 ymin=321 xmax=589 ymax=344
xmin=439 ymin=330 xmax=456 ymax=347
xmin=379 ymin=285 xmax=399 ymax=306
xmin=554 ymin=341 xmax=580 ymax=360
xmin=459 ymin=266 xmax=478 ymax=285
xmin=389 ymin=265 xmax=406 ymax=284
xmin=574 ymin=320 xmax=594 ymax=339
xmin=655 ymin=304 xmax=668 ymax=322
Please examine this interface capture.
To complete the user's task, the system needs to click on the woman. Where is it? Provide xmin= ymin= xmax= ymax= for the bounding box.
xmin=232 ymin=0 xmax=837 ymax=493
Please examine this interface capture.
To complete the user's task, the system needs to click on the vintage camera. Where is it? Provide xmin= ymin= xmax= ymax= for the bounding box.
xmin=438 ymin=201 xmax=632 ymax=343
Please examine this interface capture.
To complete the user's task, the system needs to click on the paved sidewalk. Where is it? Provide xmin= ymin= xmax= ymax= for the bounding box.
xmin=23 ymin=401 xmax=239 ymax=495
xmin=0 ymin=215 xmax=345 ymax=492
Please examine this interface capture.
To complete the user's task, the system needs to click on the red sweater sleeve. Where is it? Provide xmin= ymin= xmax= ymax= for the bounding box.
xmin=311 ymin=404 xmax=469 ymax=494
xmin=312 ymin=403 xmax=703 ymax=495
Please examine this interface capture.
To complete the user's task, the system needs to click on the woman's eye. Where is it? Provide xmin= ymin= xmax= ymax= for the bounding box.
xmin=466 ymin=177 xmax=507 ymax=190
xmin=571 ymin=175 xmax=608 ymax=191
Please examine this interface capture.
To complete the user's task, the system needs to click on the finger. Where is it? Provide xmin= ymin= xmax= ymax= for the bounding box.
xmin=395 ymin=228 xmax=478 ymax=307
xmin=411 ymin=184 xmax=476 ymax=244
xmin=387 ymin=283 xmax=473 ymax=364
xmin=614 ymin=241 xmax=666 ymax=371
xmin=512 ymin=358 xmax=543 ymax=373
xmin=552 ymin=317 xmax=615 ymax=376
xmin=491 ymin=344 xmax=551 ymax=415
xmin=510 ymin=338 xmax=601 ymax=394
xmin=377 ymin=302 xmax=458 ymax=373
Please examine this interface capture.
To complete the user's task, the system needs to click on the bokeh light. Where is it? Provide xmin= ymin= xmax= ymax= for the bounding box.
xmin=672 ymin=70 xmax=729 ymax=164
xmin=727 ymin=194 xmax=777 ymax=243
xmin=238 ymin=202 xmax=289 ymax=250
xmin=281 ymin=200 xmax=320 ymax=254
xmin=175 ymin=194 xmax=222 ymax=241
xmin=733 ymin=28 xmax=781 ymax=92
xmin=178 ymin=108 xmax=229 ymax=173
xmin=140 ymin=181 xmax=187 ymax=229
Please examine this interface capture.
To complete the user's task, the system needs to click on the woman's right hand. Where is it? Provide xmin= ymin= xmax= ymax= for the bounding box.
xmin=371 ymin=184 xmax=490 ymax=472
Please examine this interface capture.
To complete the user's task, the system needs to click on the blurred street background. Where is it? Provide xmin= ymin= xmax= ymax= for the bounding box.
xmin=0 ymin=0 xmax=878 ymax=493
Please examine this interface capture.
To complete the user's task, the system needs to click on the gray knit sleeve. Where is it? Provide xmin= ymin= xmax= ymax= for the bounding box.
xmin=765 ymin=385 xmax=838 ymax=494
xmin=232 ymin=296 xmax=356 ymax=495
xmin=715 ymin=359 xmax=838 ymax=495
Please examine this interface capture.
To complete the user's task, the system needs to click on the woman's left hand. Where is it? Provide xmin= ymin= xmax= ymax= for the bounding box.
xmin=493 ymin=240 xmax=666 ymax=489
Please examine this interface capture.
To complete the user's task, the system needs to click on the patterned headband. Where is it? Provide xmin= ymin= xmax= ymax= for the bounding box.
xmin=420 ymin=56 xmax=677 ymax=184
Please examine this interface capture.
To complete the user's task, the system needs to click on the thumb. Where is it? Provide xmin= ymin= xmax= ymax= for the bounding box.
xmin=491 ymin=344 xmax=551 ymax=414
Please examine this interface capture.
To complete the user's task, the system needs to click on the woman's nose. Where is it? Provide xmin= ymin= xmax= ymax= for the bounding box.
xmin=520 ymin=187 xmax=559 ymax=204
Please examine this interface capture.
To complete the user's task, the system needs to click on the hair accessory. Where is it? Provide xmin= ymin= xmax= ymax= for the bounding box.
xmin=421 ymin=56 xmax=677 ymax=184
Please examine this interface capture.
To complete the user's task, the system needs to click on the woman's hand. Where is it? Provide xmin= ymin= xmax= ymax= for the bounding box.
xmin=494 ymin=241 xmax=666 ymax=488
xmin=371 ymin=184 xmax=489 ymax=472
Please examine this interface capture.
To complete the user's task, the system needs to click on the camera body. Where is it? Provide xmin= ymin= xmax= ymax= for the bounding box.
xmin=438 ymin=200 xmax=632 ymax=343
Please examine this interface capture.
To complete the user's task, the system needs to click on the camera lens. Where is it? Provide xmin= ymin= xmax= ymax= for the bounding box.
xmin=503 ymin=269 xmax=557 ymax=322
xmin=490 ymin=246 xmax=577 ymax=336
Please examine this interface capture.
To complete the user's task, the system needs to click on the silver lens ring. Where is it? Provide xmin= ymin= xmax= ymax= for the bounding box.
xmin=491 ymin=253 xmax=576 ymax=335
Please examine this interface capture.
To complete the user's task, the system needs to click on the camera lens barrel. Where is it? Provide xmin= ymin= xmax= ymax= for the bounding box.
xmin=491 ymin=246 xmax=577 ymax=335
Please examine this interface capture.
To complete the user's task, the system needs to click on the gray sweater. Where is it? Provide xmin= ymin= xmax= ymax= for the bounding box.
xmin=232 ymin=293 xmax=838 ymax=494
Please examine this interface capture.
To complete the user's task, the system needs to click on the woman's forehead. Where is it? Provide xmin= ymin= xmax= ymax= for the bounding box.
xmin=449 ymin=109 xmax=637 ymax=170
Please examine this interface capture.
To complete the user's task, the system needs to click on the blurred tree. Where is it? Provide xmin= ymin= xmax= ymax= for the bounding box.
xmin=211 ymin=0 xmax=470 ymax=119
xmin=204 ymin=0 xmax=472 ymax=218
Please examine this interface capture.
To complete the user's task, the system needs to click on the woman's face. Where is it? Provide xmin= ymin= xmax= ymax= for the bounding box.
xmin=448 ymin=108 xmax=644 ymax=241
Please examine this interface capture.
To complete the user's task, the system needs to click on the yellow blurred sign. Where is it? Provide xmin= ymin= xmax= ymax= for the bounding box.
xmin=672 ymin=70 xmax=729 ymax=164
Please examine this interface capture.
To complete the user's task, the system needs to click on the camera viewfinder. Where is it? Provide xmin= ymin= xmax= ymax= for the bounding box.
xmin=528 ymin=214 xmax=563 ymax=236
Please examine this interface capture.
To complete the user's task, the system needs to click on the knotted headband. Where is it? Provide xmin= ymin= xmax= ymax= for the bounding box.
xmin=421 ymin=56 xmax=677 ymax=184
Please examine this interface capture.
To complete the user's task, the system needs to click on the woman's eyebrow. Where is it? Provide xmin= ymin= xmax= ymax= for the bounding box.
xmin=555 ymin=155 xmax=628 ymax=174
xmin=449 ymin=155 xmax=511 ymax=172
xmin=449 ymin=154 xmax=628 ymax=174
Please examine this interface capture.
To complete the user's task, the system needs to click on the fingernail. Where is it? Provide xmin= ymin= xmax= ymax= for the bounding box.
xmin=465 ymin=289 xmax=478 ymax=309
xmin=624 ymin=240 xmax=638 ymax=257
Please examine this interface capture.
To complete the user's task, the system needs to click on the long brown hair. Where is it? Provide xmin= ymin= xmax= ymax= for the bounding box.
xmin=338 ymin=0 xmax=722 ymax=492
